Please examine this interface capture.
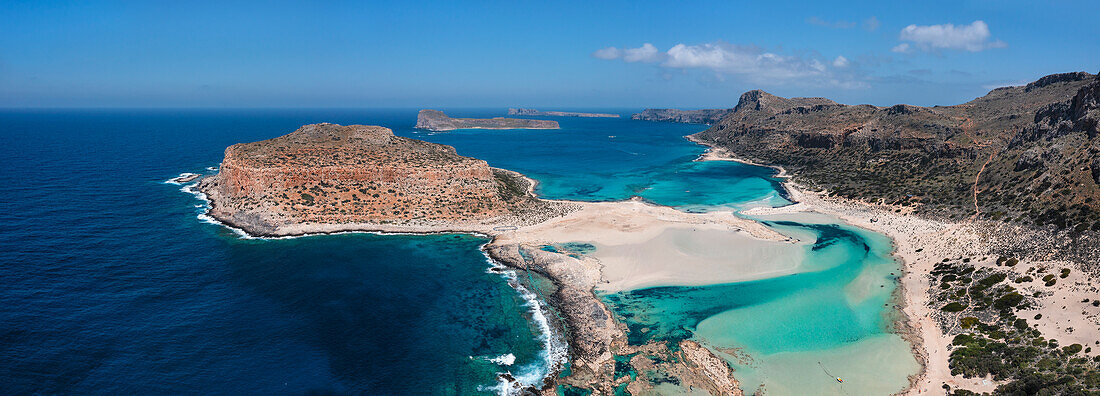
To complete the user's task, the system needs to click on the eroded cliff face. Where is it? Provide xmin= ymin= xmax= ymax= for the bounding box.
xmin=199 ymin=123 xmax=562 ymax=236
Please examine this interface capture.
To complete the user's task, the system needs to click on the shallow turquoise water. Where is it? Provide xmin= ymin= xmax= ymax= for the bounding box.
xmin=399 ymin=111 xmax=791 ymax=209
xmin=598 ymin=220 xmax=917 ymax=394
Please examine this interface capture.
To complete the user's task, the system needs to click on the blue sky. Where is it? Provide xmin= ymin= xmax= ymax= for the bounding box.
xmin=2 ymin=0 xmax=1097 ymax=108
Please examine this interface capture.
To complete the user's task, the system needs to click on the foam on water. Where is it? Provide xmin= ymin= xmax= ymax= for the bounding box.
xmin=480 ymin=248 xmax=568 ymax=395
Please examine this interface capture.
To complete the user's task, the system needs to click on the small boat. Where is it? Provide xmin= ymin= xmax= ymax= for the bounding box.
xmin=836 ymin=378 xmax=844 ymax=383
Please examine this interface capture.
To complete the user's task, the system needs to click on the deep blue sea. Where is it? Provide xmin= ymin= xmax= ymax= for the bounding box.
xmin=0 ymin=109 xmax=794 ymax=394
xmin=0 ymin=108 xmax=914 ymax=395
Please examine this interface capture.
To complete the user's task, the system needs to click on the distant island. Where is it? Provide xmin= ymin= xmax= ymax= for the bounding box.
xmin=197 ymin=123 xmax=571 ymax=236
xmin=630 ymin=108 xmax=732 ymax=124
xmin=415 ymin=109 xmax=559 ymax=131
xmin=507 ymin=108 xmax=619 ymax=118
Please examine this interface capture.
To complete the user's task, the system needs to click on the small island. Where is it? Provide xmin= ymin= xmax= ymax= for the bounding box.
xmin=415 ymin=109 xmax=559 ymax=131
xmin=507 ymin=108 xmax=619 ymax=118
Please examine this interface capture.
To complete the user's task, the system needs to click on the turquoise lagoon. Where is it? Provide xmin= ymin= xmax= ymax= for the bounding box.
xmin=405 ymin=111 xmax=918 ymax=395
xmin=599 ymin=221 xmax=918 ymax=395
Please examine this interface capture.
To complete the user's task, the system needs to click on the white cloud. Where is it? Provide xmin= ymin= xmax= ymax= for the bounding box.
xmin=622 ymin=43 xmax=660 ymax=63
xmin=863 ymin=16 xmax=880 ymax=32
xmin=593 ymin=41 xmax=869 ymax=88
xmin=591 ymin=43 xmax=661 ymax=63
xmin=662 ymin=42 xmax=821 ymax=80
xmin=591 ymin=47 xmax=621 ymax=60
xmin=891 ymin=43 xmax=912 ymax=53
xmin=896 ymin=20 xmax=1006 ymax=52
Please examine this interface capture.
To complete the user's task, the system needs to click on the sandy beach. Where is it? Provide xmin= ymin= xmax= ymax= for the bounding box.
xmin=744 ymin=178 xmax=1100 ymax=395
xmin=697 ymin=141 xmax=1021 ymax=394
xmin=491 ymin=198 xmax=799 ymax=292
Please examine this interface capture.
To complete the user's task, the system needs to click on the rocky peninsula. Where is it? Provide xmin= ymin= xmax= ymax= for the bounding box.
xmin=197 ymin=123 xmax=572 ymax=236
xmin=507 ymin=108 xmax=619 ymax=118
xmin=415 ymin=109 xmax=559 ymax=131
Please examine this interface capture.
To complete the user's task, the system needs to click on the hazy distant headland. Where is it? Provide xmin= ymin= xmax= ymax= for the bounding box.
xmin=630 ymin=108 xmax=732 ymax=124
xmin=508 ymin=108 xmax=620 ymax=118
xmin=415 ymin=109 xmax=560 ymax=131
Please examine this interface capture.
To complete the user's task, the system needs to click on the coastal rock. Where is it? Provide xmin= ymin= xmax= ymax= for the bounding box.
xmin=678 ymin=340 xmax=744 ymax=396
xmin=415 ymin=109 xmax=559 ymax=131
xmin=198 ymin=123 xmax=564 ymax=236
xmin=507 ymin=108 xmax=619 ymax=118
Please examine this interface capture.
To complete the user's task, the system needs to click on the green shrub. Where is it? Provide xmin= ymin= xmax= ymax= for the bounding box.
xmin=942 ymin=302 xmax=968 ymax=312
xmin=994 ymin=292 xmax=1025 ymax=310
xmin=1063 ymin=344 xmax=1083 ymax=355
xmin=953 ymin=333 xmax=976 ymax=346
xmin=961 ymin=317 xmax=980 ymax=329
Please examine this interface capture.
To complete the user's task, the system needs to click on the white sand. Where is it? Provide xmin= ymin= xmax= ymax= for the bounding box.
xmin=492 ymin=198 xmax=800 ymax=293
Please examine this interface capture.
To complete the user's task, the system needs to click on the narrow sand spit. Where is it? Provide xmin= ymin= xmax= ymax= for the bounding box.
xmin=492 ymin=198 xmax=797 ymax=292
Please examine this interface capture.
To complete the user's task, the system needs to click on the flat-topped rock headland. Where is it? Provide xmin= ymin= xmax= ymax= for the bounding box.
xmin=197 ymin=123 xmax=573 ymax=237
xmin=415 ymin=109 xmax=559 ymax=131
xmin=507 ymin=108 xmax=619 ymax=118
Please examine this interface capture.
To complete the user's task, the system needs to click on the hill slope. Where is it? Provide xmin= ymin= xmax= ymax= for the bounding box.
xmin=692 ymin=72 xmax=1098 ymax=233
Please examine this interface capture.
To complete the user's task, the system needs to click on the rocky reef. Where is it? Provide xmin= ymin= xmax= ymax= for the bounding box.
xmin=415 ymin=109 xmax=559 ymax=131
xmin=198 ymin=123 xmax=571 ymax=236
xmin=630 ymin=108 xmax=732 ymax=124
xmin=507 ymin=108 xmax=619 ymax=118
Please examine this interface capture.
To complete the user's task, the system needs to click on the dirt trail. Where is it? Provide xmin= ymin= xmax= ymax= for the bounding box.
xmin=957 ymin=118 xmax=997 ymax=222
xmin=970 ymin=151 xmax=996 ymax=221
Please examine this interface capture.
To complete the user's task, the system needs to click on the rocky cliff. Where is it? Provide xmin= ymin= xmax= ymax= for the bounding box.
xmin=692 ymin=72 xmax=1099 ymax=234
xmin=198 ymin=123 xmax=568 ymax=236
xmin=630 ymin=108 xmax=732 ymax=124
xmin=507 ymin=108 xmax=619 ymax=118
xmin=415 ymin=109 xmax=559 ymax=131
